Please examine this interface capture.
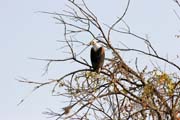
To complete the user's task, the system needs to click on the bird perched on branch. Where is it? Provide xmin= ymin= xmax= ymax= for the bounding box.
xmin=89 ymin=40 xmax=105 ymax=73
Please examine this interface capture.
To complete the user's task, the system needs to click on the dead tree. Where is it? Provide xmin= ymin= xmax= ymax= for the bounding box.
xmin=20 ymin=0 xmax=180 ymax=119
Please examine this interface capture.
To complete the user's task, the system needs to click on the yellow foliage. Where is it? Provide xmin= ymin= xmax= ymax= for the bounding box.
xmin=85 ymin=71 xmax=101 ymax=79
xmin=158 ymin=73 xmax=169 ymax=84
xmin=121 ymin=89 xmax=128 ymax=94
xmin=167 ymin=79 xmax=175 ymax=96
xmin=143 ymin=84 xmax=154 ymax=95
xmin=85 ymin=71 xmax=97 ymax=78
xmin=157 ymin=72 xmax=175 ymax=96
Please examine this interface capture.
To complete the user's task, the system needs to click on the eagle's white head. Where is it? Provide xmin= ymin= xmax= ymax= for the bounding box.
xmin=89 ymin=39 xmax=101 ymax=51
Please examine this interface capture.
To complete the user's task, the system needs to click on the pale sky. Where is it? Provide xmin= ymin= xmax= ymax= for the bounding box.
xmin=0 ymin=0 xmax=180 ymax=120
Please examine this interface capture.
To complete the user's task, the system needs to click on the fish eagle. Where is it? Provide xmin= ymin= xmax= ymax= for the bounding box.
xmin=89 ymin=40 xmax=105 ymax=73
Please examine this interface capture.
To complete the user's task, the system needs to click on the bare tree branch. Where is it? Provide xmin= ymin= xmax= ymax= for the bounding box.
xmin=21 ymin=0 xmax=180 ymax=119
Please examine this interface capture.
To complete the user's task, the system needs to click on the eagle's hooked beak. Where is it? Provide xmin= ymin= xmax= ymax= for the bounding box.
xmin=87 ymin=42 xmax=91 ymax=46
xmin=88 ymin=39 xmax=97 ymax=46
xmin=88 ymin=40 xmax=93 ymax=46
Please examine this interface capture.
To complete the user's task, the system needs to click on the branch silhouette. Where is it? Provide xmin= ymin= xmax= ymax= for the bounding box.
xmin=20 ymin=0 xmax=180 ymax=119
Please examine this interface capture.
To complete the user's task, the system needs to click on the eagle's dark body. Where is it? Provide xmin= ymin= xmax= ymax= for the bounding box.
xmin=90 ymin=46 xmax=105 ymax=73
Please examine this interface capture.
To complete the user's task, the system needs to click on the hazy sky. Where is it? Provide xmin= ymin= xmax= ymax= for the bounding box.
xmin=0 ymin=0 xmax=180 ymax=120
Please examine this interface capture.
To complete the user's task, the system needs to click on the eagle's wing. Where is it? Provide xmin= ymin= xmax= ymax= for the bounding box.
xmin=90 ymin=47 xmax=105 ymax=72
